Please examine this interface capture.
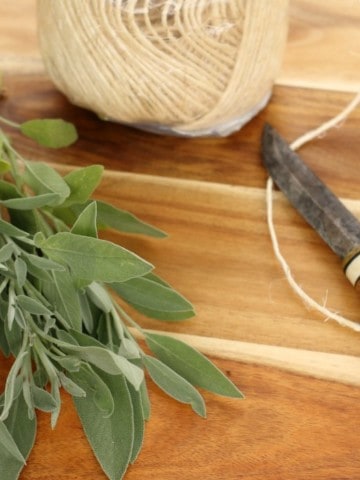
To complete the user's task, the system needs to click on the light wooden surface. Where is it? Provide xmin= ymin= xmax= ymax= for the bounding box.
xmin=0 ymin=1 xmax=360 ymax=479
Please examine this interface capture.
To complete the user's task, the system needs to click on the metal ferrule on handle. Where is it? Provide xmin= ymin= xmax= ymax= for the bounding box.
xmin=342 ymin=247 xmax=360 ymax=288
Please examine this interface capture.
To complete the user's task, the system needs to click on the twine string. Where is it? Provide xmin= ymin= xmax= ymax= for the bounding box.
xmin=266 ymin=92 xmax=360 ymax=332
xmin=37 ymin=0 xmax=289 ymax=135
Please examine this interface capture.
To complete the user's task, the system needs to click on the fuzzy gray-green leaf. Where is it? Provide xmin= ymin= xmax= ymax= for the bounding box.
xmin=71 ymin=202 xmax=98 ymax=238
xmin=31 ymin=385 xmax=58 ymax=412
xmin=112 ymin=276 xmax=195 ymax=321
xmin=0 ymin=421 xmax=26 ymax=479
xmin=4 ymin=390 xmax=36 ymax=462
xmin=94 ymin=200 xmax=167 ymax=238
xmin=0 ymin=219 xmax=29 ymax=238
xmin=43 ymin=269 xmax=82 ymax=331
xmin=1 ymin=193 xmax=61 ymax=210
xmin=20 ymin=118 xmax=78 ymax=149
xmin=35 ymin=232 xmax=153 ymax=283
xmin=16 ymin=295 xmax=52 ymax=316
xmin=63 ymin=165 xmax=104 ymax=207
xmin=72 ymin=370 xmax=134 ymax=480
xmin=24 ymin=161 xmax=70 ymax=202
xmin=145 ymin=333 xmax=244 ymax=398
xmin=143 ymin=355 xmax=206 ymax=418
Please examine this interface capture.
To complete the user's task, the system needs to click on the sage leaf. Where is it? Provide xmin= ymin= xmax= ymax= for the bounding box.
xmin=43 ymin=269 xmax=82 ymax=331
xmin=4 ymin=390 xmax=36 ymax=461
xmin=54 ymin=355 xmax=81 ymax=373
xmin=91 ymin=200 xmax=166 ymax=238
xmin=127 ymin=382 xmax=145 ymax=464
xmin=143 ymin=355 xmax=206 ymax=418
xmin=35 ymin=232 xmax=153 ymax=283
xmin=112 ymin=276 xmax=195 ymax=321
xmin=63 ymin=165 xmax=104 ymax=207
xmin=24 ymin=161 xmax=70 ymax=202
xmin=31 ymin=385 xmax=58 ymax=412
xmin=1 ymin=193 xmax=61 ymax=210
xmin=75 ymin=347 xmax=144 ymax=390
xmin=58 ymin=372 xmax=86 ymax=398
xmin=139 ymin=380 xmax=151 ymax=421
xmin=50 ymin=381 xmax=61 ymax=429
xmin=20 ymin=118 xmax=78 ymax=148
xmin=71 ymin=201 xmax=98 ymax=238
xmin=0 ymin=352 xmax=28 ymax=421
xmin=0 ymin=421 xmax=26 ymax=479
xmin=70 ymin=365 xmax=114 ymax=416
xmin=72 ymin=371 xmax=134 ymax=480
xmin=4 ymin=317 xmax=22 ymax=356
xmin=86 ymin=282 xmax=113 ymax=313
xmin=8 ymin=209 xmax=38 ymax=236
xmin=16 ymin=295 xmax=52 ymax=316
xmin=0 ymin=179 xmax=21 ymax=200
xmin=0 ymin=244 xmax=14 ymax=263
xmin=0 ymin=316 xmax=10 ymax=357
xmin=57 ymin=336 xmax=144 ymax=391
xmin=25 ymin=253 xmax=65 ymax=271
xmin=0 ymin=157 xmax=10 ymax=174
xmin=14 ymin=258 xmax=27 ymax=289
xmin=0 ymin=219 xmax=29 ymax=238
xmin=145 ymin=333 xmax=244 ymax=398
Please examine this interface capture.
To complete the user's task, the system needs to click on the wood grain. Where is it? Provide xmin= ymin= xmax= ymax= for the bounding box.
xmin=1 ymin=74 xmax=360 ymax=199
xmin=0 ymin=355 xmax=356 ymax=480
xmin=282 ymin=0 xmax=360 ymax=92
xmin=0 ymin=2 xmax=360 ymax=480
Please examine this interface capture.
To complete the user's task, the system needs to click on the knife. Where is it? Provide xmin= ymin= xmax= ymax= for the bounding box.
xmin=261 ymin=123 xmax=360 ymax=291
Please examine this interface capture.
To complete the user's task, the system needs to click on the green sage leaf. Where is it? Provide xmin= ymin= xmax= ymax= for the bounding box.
xmin=0 ymin=244 xmax=14 ymax=263
xmin=0 ymin=179 xmax=21 ymax=200
xmin=0 ymin=352 xmax=28 ymax=422
xmin=4 ymin=390 xmax=36 ymax=462
xmin=71 ymin=370 xmax=134 ymax=480
xmin=14 ymin=258 xmax=27 ymax=289
xmin=112 ymin=276 xmax=195 ymax=321
xmin=127 ymin=382 xmax=145 ymax=464
xmin=0 ymin=219 xmax=29 ymax=238
xmin=145 ymin=333 xmax=244 ymax=398
xmin=25 ymin=253 xmax=65 ymax=271
xmin=86 ymin=200 xmax=166 ymax=238
xmin=35 ymin=232 xmax=153 ymax=283
xmin=20 ymin=119 xmax=78 ymax=148
xmin=58 ymin=372 xmax=86 ymax=398
xmin=70 ymin=365 xmax=114 ymax=416
xmin=71 ymin=201 xmax=98 ymax=238
xmin=143 ymin=355 xmax=206 ymax=418
xmin=44 ymin=269 xmax=82 ymax=331
xmin=31 ymin=385 xmax=58 ymax=413
xmin=0 ymin=157 xmax=10 ymax=174
xmin=62 ymin=165 xmax=104 ymax=207
xmin=16 ymin=295 xmax=52 ymax=316
xmin=0 ymin=421 xmax=26 ymax=479
xmin=86 ymin=282 xmax=113 ymax=314
xmin=56 ymin=334 xmax=144 ymax=391
xmin=1 ymin=193 xmax=61 ymax=210
xmin=24 ymin=161 xmax=70 ymax=202
xmin=139 ymin=380 xmax=151 ymax=421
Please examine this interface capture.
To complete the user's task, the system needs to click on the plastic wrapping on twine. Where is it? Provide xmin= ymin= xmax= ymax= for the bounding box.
xmin=37 ymin=0 xmax=289 ymax=137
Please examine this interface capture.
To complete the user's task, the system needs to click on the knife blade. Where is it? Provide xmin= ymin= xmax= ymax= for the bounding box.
xmin=261 ymin=123 xmax=360 ymax=290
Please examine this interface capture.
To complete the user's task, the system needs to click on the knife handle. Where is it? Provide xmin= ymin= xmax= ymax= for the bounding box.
xmin=343 ymin=248 xmax=360 ymax=290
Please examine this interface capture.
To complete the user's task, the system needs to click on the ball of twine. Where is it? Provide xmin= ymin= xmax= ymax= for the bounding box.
xmin=37 ymin=0 xmax=289 ymax=136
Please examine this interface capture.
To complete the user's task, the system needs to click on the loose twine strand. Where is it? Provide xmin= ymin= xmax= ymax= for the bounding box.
xmin=266 ymin=91 xmax=360 ymax=333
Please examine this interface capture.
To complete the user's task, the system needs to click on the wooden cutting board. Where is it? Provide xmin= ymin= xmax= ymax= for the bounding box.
xmin=0 ymin=1 xmax=360 ymax=479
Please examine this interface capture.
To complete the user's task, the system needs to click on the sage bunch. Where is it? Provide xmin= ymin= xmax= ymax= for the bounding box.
xmin=0 ymin=114 xmax=243 ymax=480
